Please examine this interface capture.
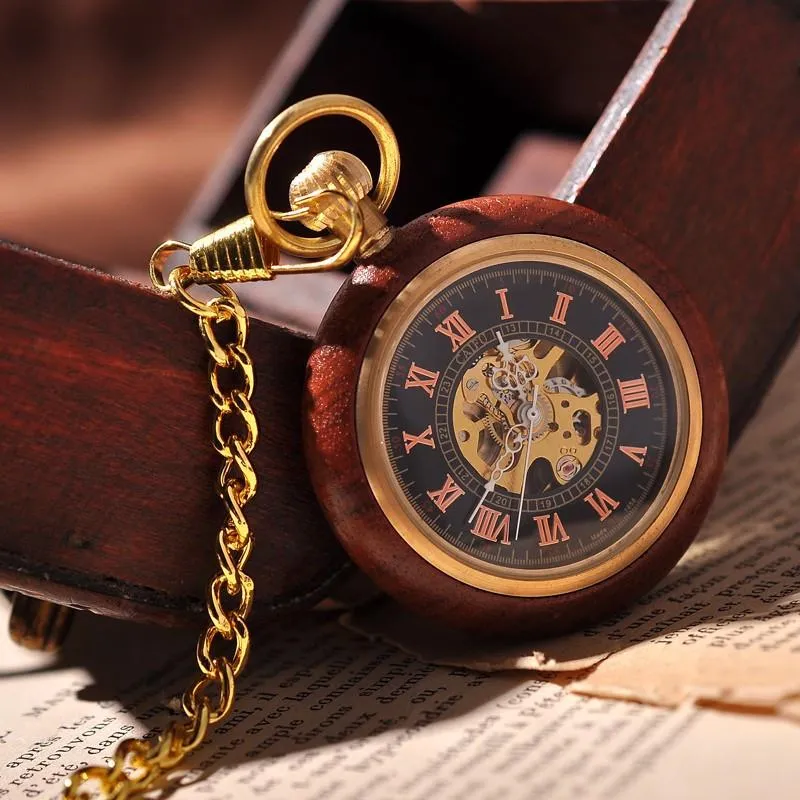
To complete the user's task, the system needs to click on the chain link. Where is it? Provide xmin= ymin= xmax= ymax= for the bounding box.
xmin=63 ymin=277 xmax=258 ymax=799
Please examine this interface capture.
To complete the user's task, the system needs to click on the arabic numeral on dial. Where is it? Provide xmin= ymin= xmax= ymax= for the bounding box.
xmin=455 ymin=466 xmax=471 ymax=484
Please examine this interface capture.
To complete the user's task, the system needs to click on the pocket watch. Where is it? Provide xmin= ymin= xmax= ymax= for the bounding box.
xmin=306 ymin=207 xmax=728 ymax=636
xmin=4 ymin=93 xmax=728 ymax=641
xmin=235 ymin=94 xmax=728 ymax=636
xmin=5 ymin=94 xmax=729 ymax=796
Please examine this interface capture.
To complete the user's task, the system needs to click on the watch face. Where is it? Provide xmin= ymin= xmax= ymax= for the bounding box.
xmin=357 ymin=234 xmax=702 ymax=596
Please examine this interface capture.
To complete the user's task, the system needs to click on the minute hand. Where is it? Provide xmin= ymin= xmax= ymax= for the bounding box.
xmin=515 ymin=383 xmax=539 ymax=541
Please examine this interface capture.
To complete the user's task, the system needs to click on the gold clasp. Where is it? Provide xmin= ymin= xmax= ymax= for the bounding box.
xmin=149 ymin=94 xmax=400 ymax=295
xmin=245 ymin=93 xmax=400 ymax=264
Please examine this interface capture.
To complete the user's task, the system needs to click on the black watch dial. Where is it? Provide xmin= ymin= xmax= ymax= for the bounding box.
xmin=357 ymin=235 xmax=698 ymax=595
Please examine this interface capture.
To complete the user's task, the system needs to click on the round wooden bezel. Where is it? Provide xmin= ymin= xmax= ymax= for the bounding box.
xmin=303 ymin=196 xmax=728 ymax=637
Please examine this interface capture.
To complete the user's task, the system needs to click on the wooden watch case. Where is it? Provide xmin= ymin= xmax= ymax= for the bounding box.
xmin=305 ymin=196 xmax=728 ymax=635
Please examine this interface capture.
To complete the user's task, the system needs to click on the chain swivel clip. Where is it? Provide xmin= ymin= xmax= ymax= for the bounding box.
xmin=150 ymin=95 xmax=400 ymax=298
xmin=244 ymin=93 xmax=400 ymax=270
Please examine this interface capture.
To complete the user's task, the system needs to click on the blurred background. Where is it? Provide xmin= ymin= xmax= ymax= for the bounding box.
xmin=0 ymin=0 xmax=666 ymax=328
xmin=0 ymin=1 xmax=307 ymax=270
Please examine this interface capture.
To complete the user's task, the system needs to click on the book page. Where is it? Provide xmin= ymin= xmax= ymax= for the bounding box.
xmin=2 ymin=606 xmax=799 ymax=799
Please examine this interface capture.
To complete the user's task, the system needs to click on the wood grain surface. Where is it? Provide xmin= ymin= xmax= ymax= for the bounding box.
xmin=557 ymin=0 xmax=800 ymax=439
xmin=305 ymin=196 xmax=729 ymax=636
xmin=0 ymin=242 xmax=351 ymax=625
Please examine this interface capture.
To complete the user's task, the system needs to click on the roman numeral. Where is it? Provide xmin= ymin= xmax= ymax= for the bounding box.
xmin=591 ymin=322 xmax=626 ymax=359
xmin=495 ymin=287 xmax=513 ymax=320
xmin=549 ymin=291 xmax=573 ymax=325
xmin=618 ymin=374 xmax=651 ymax=412
xmin=434 ymin=310 xmax=476 ymax=351
xmin=584 ymin=488 xmax=620 ymax=521
xmin=470 ymin=506 xmax=511 ymax=545
xmin=619 ymin=444 xmax=648 ymax=467
xmin=427 ymin=474 xmax=465 ymax=512
xmin=405 ymin=362 xmax=440 ymax=398
xmin=534 ymin=513 xmax=570 ymax=547
xmin=403 ymin=425 xmax=435 ymax=453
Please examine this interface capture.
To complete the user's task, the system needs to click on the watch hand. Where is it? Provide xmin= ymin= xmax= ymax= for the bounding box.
xmin=494 ymin=330 xmax=538 ymax=404
xmin=492 ymin=333 xmax=527 ymax=405
xmin=495 ymin=330 xmax=513 ymax=362
xmin=468 ymin=483 xmax=494 ymax=524
xmin=467 ymin=423 xmax=524 ymax=524
xmin=515 ymin=383 xmax=539 ymax=541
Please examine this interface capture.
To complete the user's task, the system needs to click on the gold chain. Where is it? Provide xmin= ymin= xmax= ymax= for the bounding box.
xmin=56 ymin=94 xmax=398 ymax=798
xmin=63 ymin=271 xmax=258 ymax=798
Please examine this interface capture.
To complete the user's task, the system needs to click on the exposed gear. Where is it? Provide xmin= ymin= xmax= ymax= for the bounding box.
xmin=545 ymin=375 xmax=587 ymax=397
xmin=455 ymin=336 xmax=602 ymax=492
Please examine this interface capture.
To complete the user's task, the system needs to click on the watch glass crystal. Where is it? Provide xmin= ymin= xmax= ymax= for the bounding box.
xmin=357 ymin=235 xmax=700 ymax=596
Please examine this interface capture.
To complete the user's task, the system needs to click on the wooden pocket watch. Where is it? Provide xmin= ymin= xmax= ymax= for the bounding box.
xmin=307 ymin=203 xmax=727 ymax=636
xmin=0 ymin=93 xmax=731 ymax=794
xmin=239 ymin=94 xmax=727 ymax=636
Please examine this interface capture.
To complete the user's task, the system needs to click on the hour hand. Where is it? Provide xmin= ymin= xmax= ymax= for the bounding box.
xmin=495 ymin=330 xmax=513 ymax=363
xmin=467 ymin=424 xmax=524 ymax=522
xmin=468 ymin=479 xmax=496 ymax=524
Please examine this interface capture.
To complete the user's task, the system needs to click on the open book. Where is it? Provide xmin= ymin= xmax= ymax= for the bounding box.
xmin=3 ymin=315 xmax=800 ymax=798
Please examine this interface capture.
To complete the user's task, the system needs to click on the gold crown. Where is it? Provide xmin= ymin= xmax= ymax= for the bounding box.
xmin=289 ymin=150 xmax=392 ymax=257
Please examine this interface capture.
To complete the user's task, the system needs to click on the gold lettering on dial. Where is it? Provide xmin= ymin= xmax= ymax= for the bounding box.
xmin=405 ymin=362 xmax=440 ymax=398
xmin=534 ymin=513 xmax=570 ymax=547
xmin=427 ymin=474 xmax=465 ymax=512
xmin=618 ymin=374 xmax=651 ymax=413
xmin=619 ymin=444 xmax=648 ymax=466
xmin=591 ymin=322 xmax=626 ymax=359
xmin=403 ymin=425 xmax=435 ymax=453
xmin=549 ymin=291 xmax=573 ymax=325
xmin=470 ymin=505 xmax=511 ymax=545
xmin=434 ymin=310 xmax=476 ymax=352
xmin=584 ymin=488 xmax=620 ymax=521
xmin=495 ymin=287 xmax=514 ymax=320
